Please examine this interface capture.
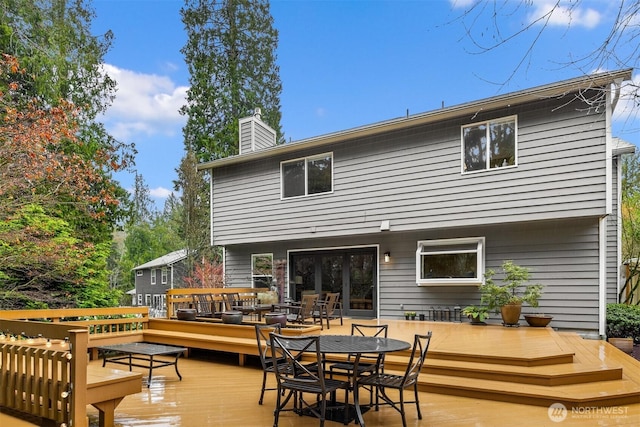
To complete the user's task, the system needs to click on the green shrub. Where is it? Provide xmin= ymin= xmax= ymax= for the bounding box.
xmin=606 ymin=303 xmax=640 ymax=343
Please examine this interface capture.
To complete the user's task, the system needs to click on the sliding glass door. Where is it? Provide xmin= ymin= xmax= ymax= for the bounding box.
xmin=290 ymin=247 xmax=376 ymax=318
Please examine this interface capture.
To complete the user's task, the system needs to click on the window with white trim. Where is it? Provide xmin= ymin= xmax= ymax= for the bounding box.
xmin=161 ymin=267 xmax=168 ymax=284
xmin=151 ymin=269 xmax=156 ymax=285
xmin=252 ymin=253 xmax=273 ymax=289
xmin=137 ymin=294 xmax=142 ymax=306
xmin=281 ymin=153 xmax=333 ymax=198
xmin=462 ymin=116 xmax=517 ymax=173
xmin=416 ymin=237 xmax=485 ymax=285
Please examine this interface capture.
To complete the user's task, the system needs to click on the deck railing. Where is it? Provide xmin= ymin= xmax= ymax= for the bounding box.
xmin=0 ymin=319 xmax=88 ymax=427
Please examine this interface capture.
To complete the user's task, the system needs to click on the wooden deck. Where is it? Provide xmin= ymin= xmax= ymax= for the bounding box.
xmin=3 ymin=318 xmax=640 ymax=426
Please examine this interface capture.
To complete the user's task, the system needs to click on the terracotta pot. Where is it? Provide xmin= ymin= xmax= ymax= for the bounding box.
xmin=264 ymin=312 xmax=287 ymax=328
xmin=176 ymin=309 xmax=197 ymax=321
xmin=221 ymin=311 xmax=243 ymax=324
xmin=524 ymin=315 xmax=553 ymax=327
xmin=500 ymin=303 xmax=522 ymax=326
xmin=608 ymin=337 xmax=634 ymax=354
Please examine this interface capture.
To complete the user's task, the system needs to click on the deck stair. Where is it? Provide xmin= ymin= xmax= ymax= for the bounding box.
xmin=374 ymin=323 xmax=640 ymax=408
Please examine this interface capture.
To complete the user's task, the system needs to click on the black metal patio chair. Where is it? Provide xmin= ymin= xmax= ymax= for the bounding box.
xmin=355 ymin=332 xmax=432 ymax=427
xmin=269 ymin=332 xmax=350 ymax=427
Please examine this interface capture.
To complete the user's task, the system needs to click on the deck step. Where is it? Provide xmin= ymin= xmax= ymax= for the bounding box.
xmin=419 ymin=373 xmax=640 ymax=408
xmin=426 ymin=348 xmax=575 ymax=366
xmin=377 ymin=327 xmax=640 ymax=408
xmin=422 ymin=357 xmax=622 ymax=386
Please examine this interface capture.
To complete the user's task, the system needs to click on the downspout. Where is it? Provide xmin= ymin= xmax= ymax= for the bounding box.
xmin=208 ymin=170 xmax=214 ymax=247
xmin=599 ymin=80 xmax=620 ymax=337
xmin=599 ymin=217 xmax=607 ymax=338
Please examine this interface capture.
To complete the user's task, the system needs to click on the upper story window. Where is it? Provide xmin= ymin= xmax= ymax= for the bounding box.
xmin=281 ymin=153 xmax=333 ymax=198
xmin=252 ymin=253 xmax=273 ymax=289
xmin=161 ymin=267 xmax=168 ymax=284
xmin=136 ymin=270 xmax=143 ymax=277
xmin=416 ymin=237 xmax=485 ymax=286
xmin=151 ymin=269 xmax=156 ymax=285
xmin=462 ymin=116 xmax=517 ymax=173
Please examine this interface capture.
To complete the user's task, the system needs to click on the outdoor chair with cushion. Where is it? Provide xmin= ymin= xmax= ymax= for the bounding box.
xmin=269 ymin=332 xmax=350 ymax=427
xmin=355 ymin=332 xmax=432 ymax=427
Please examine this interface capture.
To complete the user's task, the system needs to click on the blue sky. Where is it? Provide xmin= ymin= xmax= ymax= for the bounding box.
xmin=91 ymin=0 xmax=639 ymax=206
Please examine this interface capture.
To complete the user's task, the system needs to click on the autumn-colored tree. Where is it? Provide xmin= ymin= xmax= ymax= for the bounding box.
xmin=0 ymin=54 xmax=124 ymax=307
xmin=183 ymin=258 xmax=225 ymax=288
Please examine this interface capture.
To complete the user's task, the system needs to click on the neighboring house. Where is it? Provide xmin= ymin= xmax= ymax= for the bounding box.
xmin=132 ymin=249 xmax=188 ymax=313
xmin=198 ymin=70 xmax=635 ymax=337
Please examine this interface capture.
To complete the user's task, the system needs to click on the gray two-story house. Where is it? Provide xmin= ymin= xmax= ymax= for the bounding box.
xmin=198 ymin=69 xmax=634 ymax=336
xmin=132 ymin=249 xmax=188 ymax=313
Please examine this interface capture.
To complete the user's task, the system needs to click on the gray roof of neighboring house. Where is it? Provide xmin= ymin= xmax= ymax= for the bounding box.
xmin=197 ymin=68 xmax=633 ymax=171
xmin=133 ymin=249 xmax=188 ymax=270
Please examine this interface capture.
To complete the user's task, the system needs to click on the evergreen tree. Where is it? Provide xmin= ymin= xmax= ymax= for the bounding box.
xmin=174 ymin=150 xmax=216 ymax=269
xmin=180 ymin=0 xmax=283 ymax=161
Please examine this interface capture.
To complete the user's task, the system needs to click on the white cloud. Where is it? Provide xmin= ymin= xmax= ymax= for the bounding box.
xmin=528 ymin=1 xmax=601 ymax=29
xmin=100 ymin=64 xmax=188 ymax=141
xmin=448 ymin=0 xmax=475 ymax=8
xmin=150 ymin=187 xmax=174 ymax=199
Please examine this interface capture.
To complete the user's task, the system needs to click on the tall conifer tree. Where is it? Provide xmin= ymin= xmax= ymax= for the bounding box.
xmin=180 ymin=0 xmax=283 ymax=161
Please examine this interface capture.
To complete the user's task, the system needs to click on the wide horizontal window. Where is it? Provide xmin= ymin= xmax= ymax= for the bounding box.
xmin=416 ymin=237 xmax=485 ymax=286
xmin=281 ymin=153 xmax=333 ymax=198
xmin=462 ymin=116 xmax=517 ymax=173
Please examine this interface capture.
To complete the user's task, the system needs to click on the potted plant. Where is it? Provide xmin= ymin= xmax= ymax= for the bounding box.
xmin=462 ymin=305 xmax=489 ymax=325
xmin=479 ymin=260 xmax=543 ymax=327
xmin=606 ymin=303 xmax=640 ymax=354
xmin=404 ymin=311 xmax=416 ymax=320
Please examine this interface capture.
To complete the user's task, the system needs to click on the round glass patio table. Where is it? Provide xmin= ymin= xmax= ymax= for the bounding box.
xmin=278 ymin=334 xmax=410 ymax=426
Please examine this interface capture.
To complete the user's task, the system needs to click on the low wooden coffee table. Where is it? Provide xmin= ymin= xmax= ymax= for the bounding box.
xmin=98 ymin=342 xmax=187 ymax=387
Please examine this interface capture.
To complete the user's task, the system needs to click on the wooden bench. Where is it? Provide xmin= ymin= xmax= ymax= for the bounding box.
xmin=0 ymin=319 xmax=141 ymax=427
xmin=87 ymin=365 xmax=142 ymax=427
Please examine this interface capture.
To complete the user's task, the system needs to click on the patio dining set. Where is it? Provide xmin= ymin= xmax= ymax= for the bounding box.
xmin=255 ymin=322 xmax=433 ymax=427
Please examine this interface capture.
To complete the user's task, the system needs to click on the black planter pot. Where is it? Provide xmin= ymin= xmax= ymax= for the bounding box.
xmin=176 ymin=309 xmax=197 ymax=321
xmin=221 ymin=311 xmax=243 ymax=324
xmin=264 ymin=312 xmax=287 ymax=328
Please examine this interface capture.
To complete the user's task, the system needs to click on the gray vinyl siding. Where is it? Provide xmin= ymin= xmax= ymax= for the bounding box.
xmin=212 ymin=95 xmax=607 ymax=247
xmin=239 ymin=120 xmax=252 ymax=154
xmin=222 ymin=218 xmax=601 ymax=332
xmin=239 ymin=117 xmax=276 ymax=154
xmin=253 ymin=120 xmax=276 ymax=150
